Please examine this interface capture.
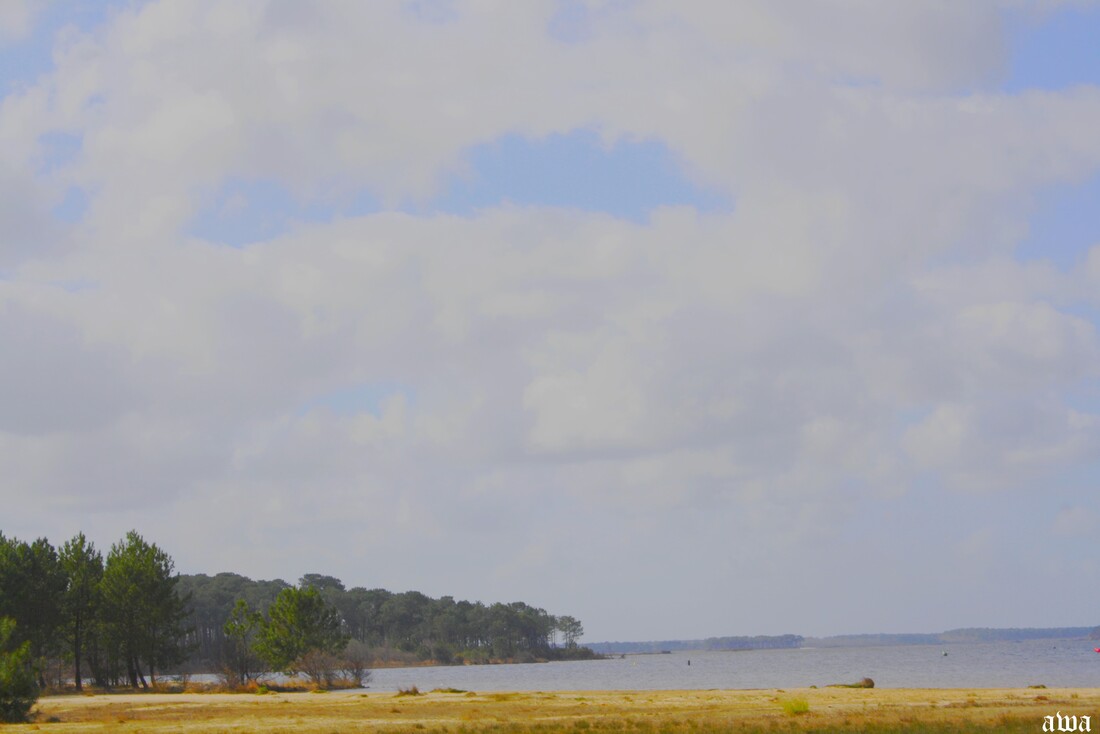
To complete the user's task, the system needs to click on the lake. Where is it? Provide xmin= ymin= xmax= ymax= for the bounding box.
xmin=363 ymin=640 xmax=1100 ymax=692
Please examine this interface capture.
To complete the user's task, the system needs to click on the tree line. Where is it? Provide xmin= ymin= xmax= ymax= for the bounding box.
xmin=0 ymin=530 xmax=188 ymax=693
xmin=587 ymin=634 xmax=803 ymax=655
xmin=180 ymin=571 xmax=589 ymax=672
xmin=0 ymin=529 xmax=593 ymax=711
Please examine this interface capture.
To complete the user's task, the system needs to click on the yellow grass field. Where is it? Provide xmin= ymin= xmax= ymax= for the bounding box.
xmin=24 ymin=687 xmax=1100 ymax=733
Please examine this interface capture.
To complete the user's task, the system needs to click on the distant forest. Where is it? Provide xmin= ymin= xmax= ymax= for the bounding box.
xmin=804 ymin=627 xmax=1097 ymax=648
xmin=590 ymin=627 xmax=1097 ymax=654
xmin=179 ymin=571 xmax=593 ymax=670
xmin=588 ymin=635 xmax=803 ymax=654
xmin=0 ymin=530 xmax=595 ymax=692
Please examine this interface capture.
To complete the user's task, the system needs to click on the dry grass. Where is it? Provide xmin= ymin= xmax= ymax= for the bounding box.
xmin=27 ymin=687 xmax=1100 ymax=733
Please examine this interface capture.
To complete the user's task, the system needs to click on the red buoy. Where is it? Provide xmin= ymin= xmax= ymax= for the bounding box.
xmin=1093 ymin=647 xmax=1100 ymax=653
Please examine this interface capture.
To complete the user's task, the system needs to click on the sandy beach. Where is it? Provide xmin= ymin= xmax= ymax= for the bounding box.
xmin=28 ymin=686 xmax=1100 ymax=732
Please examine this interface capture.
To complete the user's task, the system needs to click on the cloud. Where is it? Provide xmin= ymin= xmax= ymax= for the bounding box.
xmin=1051 ymin=505 xmax=1096 ymax=537
xmin=2 ymin=1 xmax=1100 ymax=638
xmin=904 ymin=397 xmax=1100 ymax=490
xmin=0 ymin=0 xmax=38 ymax=45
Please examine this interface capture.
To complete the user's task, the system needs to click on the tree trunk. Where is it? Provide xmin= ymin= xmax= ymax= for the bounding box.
xmin=74 ymin=626 xmax=83 ymax=691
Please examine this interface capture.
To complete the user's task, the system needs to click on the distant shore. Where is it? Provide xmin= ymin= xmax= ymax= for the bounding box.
xmin=32 ymin=686 xmax=1100 ymax=733
xmin=588 ymin=626 xmax=1098 ymax=655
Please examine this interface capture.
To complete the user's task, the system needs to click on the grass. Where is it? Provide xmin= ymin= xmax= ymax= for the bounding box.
xmin=26 ymin=687 xmax=1100 ymax=733
xmin=781 ymin=696 xmax=810 ymax=715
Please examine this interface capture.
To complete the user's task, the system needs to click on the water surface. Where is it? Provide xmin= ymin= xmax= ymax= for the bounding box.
xmin=364 ymin=640 xmax=1100 ymax=692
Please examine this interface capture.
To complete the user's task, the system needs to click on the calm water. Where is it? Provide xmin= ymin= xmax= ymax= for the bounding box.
xmin=363 ymin=640 xmax=1100 ymax=692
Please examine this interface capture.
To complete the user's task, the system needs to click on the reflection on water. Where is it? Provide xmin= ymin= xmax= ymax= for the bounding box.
xmin=362 ymin=640 xmax=1100 ymax=692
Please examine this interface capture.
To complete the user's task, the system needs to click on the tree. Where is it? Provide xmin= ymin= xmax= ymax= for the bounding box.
xmin=177 ymin=572 xmax=289 ymax=672
xmin=557 ymin=616 xmax=583 ymax=648
xmin=59 ymin=532 xmax=103 ymax=691
xmin=254 ymin=586 xmax=348 ymax=676
xmin=222 ymin=600 xmax=263 ymax=686
xmin=299 ymin=574 xmax=345 ymax=594
xmin=0 ymin=617 xmax=38 ymax=723
xmin=348 ymin=587 xmax=391 ymax=646
xmin=0 ymin=534 xmax=66 ymax=687
xmin=100 ymin=531 xmax=189 ymax=688
xmin=380 ymin=591 xmax=431 ymax=651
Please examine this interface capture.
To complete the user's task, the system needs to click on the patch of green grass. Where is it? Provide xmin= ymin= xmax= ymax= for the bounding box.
xmin=780 ymin=697 xmax=810 ymax=716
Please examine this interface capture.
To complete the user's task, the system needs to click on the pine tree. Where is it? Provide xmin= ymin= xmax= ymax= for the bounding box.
xmin=254 ymin=586 xmax=348 ymax=674
xmin=100 ymin=532 xmax=189 ymax=688
xmin=0 ymin=617 xmax=38 ymax=723
xmin=59 ymin=533 xmax=103 ymax=691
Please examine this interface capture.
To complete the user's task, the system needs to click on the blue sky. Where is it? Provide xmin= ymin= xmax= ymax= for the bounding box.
xmin=1003 ymin=4 xmax=1100 ymax=272
xmin=187 ymin=131 xmax=731 ymax=247
xmin=2 ymin=2 xmax=1100 ymax=642
xmin=12 ymin=2 xmax=1100 ymax=254
xmin=1003 ymin=3 xmax=1100 ymax=92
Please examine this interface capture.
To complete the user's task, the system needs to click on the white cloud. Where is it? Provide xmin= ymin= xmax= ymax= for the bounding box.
xmin=903 ymin=398 xmax=1100 ymax=491
xmin=0 ymin=0 xmax=38 ymax=44
xmin=2 ymin=1 xmax=1100 ymax=637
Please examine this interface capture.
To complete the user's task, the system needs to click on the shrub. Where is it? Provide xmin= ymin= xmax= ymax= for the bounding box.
xmin=296 ymin=649 xmax=342 ymax=688
xmin=431 ymin=642 xmax=456 ymax=665
xmin=780 ymin=697 xmax=810 ymax=716
xmin=0 ymin=618 xmax=39 ymax=723
xmin=340 ymin=640 xmax=373 ymax=688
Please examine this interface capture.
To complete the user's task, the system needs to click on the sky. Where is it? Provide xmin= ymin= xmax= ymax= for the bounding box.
xmin=2 ymin=1 xmax=1100 ymax=643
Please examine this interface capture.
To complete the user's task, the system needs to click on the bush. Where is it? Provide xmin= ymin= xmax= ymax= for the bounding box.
xmin=430 ymin=642 xmax=456 ymax=665
xmin=296 ymin=649 xmax=342 ymax=688
xmin=340 ymin=640 xmax=372 ymax=688
xmin=780 ymin=697 xmax=809 ymax=716
xmin=0 ymin=618 xmax=39 ymax=723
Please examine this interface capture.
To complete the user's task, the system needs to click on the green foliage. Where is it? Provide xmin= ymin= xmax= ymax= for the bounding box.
xmin=0 ymin=533 xmax=67 ymax=676
xmin=0 ymin=617 xmax=38 ymax=723
xmin=254 ymin=586 xmax=349 ymax=674
xmin=557 ymin=616 xmax=584 ymax=648
xmin=101 ymin=531 xmax=190 ymax=687
xmin=222 ymin=599 xmax=264 ymax=686
xmin=177 ymin=572 xmax=289 ymax=670
xmin=1 ymin=527 xmax=592 ymax=682
xmin=780 ymin=697 xmax=810 ymax=715
xmin=547 ymin=645 xmax=601 ymax=661
xmin=179 ymin=575 xmax=592 ymax=667
xmin=59 ymin=532 xmax=103 ymax=691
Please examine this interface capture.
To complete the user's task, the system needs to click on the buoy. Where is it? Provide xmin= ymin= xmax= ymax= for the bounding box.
xmin=1093 ymin=647 xmax=1100 ymax=653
